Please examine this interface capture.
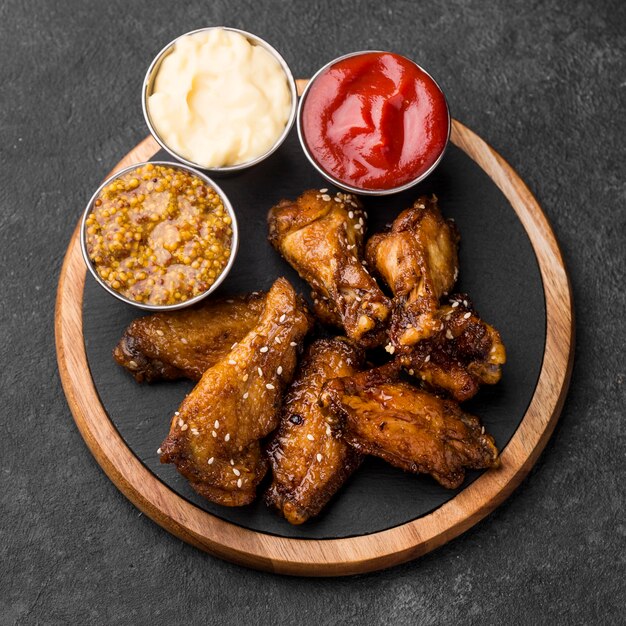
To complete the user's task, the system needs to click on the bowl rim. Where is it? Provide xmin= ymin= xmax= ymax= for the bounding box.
xmin=80 ymin=160 xmax=240 ymax=311
xmin=296 ymin=50 xmax=452 ymax=196
xmin=142 ymin=26 xmax=298 ymax=174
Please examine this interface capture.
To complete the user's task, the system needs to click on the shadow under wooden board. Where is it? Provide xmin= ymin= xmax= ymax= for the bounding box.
xmin=56 ymin=79 xmax=574 ymax=576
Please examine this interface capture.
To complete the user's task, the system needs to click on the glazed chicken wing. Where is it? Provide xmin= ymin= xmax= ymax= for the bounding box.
xmin=399 ymin=294 xmax=506 ymax=402
xmin=113 ymin=292 xmax=266 ymax=382
xmin=366 ymin=195 xmax=459 ymax=347
xmin=320 ymin=367 xmax=499 ymax=489
xmin=159 ymin=278 xmax=313 ymax=506
xmin=266 ymin=338 xmax=364 ymax=524
xmin=268 ymin=189 xmax=391 ymax=348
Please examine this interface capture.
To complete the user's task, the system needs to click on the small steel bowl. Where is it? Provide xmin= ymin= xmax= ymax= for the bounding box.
xmin=142 ymin=27 xmax=298 ymax=174
xmin=297 ymin=50 xmax=451 ymax=196
xmin=80 ymin=161 xmax=239 ymax=311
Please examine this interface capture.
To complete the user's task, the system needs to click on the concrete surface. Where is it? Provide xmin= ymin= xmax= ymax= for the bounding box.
xmin=0 ymin=0 xmax=624 ymax=624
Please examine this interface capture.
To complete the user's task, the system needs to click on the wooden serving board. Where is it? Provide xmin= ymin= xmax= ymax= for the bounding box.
xmin=56 ymin=79 xmax=574 ymax=576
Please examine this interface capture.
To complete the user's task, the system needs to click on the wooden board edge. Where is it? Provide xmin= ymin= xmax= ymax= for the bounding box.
xmin=55 ymin=101 xmax=574 ymax=576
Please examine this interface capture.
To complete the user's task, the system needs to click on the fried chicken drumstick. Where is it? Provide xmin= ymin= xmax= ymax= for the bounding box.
xmin=320 ymin=366 xmax=499 ymax=489
xmin=266 ymin=338 xmax=364 ymax=524
xmin=113 ymin=292 xmax=266 ymax=382
xmin=159 ymin=278 xmax=313 ymax=506
xmin=268 ymin=189 xmax=391 ymax=348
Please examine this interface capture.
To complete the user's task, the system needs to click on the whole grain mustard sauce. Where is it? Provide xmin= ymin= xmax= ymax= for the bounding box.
xmin=147 ymin=29 xmax=292 ymax=168
xmin=85 ymin=164 xmax=232 ymax=306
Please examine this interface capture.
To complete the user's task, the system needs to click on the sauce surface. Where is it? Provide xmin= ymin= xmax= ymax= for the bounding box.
xmin=147 ymin=29 xmax=292 ymax=168
xmin=301 ymin=52 xmax=449 ymax=191
xmin=86 ymin=164 xmax=233 ymax=306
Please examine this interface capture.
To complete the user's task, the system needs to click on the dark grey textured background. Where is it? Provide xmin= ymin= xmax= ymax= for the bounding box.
xmin=1 ymin=0 xmax=624 ymax=624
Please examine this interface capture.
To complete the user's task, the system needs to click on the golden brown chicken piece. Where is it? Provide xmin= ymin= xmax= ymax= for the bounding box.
xmin=113 ymin=293 xmax=267 ymax=382
xmin=366 ymin=195 xmax=459 ymax=348
xmin=265 ymin=338 xmax=364 ymax=525
xmin=159 ymin=278 xmax=313 ymax=506
xmin=268 ymin=189 xmax=391 ymax=348
xmin=320 ymin=366 xmax=499 ymax=489
xmin=399 ymin=295 xmax=506 ymax=402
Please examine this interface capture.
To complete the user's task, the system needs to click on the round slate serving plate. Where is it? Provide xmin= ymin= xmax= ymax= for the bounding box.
xmin=56 ymin=80 xmax=574 ymax=576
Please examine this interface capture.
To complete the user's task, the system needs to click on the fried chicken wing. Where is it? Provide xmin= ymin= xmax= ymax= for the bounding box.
xmin=265 ymin=338 xmax=364 ymax=524
xmin=320 ymin=367 xmax=499 ymax=489
xmin=159 ymin=278 xmax=313 ymax=506
xmin=268 ymin=189 xmax=391 ymax=348
xmin=113 ymin=293 xmax=266 ymax=382
xmin=398 ymin=295 xmax=506 ymax=402
xmin=366 ymin=195 xmax=459 ymax=347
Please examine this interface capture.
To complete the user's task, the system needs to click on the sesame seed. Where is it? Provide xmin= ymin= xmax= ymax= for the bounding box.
xmin=451 ymin=301 xmax=459 ymax=308
xmin=316 ymin=453 xmax=323 ymax=462
xmin=354 ymin=223 xmax=362 ymax=230
xmin=242 ymin=373 xmax=249 ymax=382
xmin=275 ymin=336 xmax=282 ymax=344
xmin=277 ymin=366 xmax=283 ymax=375
xmin=233 ymin=468 xmax=241 ymax=476
xmin=243 ymin=392 xmax=249 ymax=399
xmin=211 ymin=430 xmax=217 ymax=438
xmin=385 ymin=343 xmax=395 ymax=354
xmin=156 ymin=329 xmax=164 ymax=336
xmin=307 ymin=434 xmax=314 ymax=441
xmin=463 ymin=300 xmax=468 ymax=307
xmin=181 ymin=423 xmax=188 ymax=431
xmin=408 ymin=369 xmax=415 ymax=375
xmin=208 ymin=457 xmax=214 ymax=465
xmin=266 ymin=383 xmax=275 ymax=390
xmin=230 ymin=459 xmax=234 ymax=465
xmin=319 ymin=188 xmax=328 ymax=193
xmin=481 ymin=426 xmax=485 ymax=434
xmin=359 ymin=217 xmax=364 ymax=226
xmin=128 ymin=360 xmax=138 ymax=369
xmin=224 ymin=433 xmax=231 ymax=442
xmin=348 ymin=211 xmax=354 ymax=219
xmin=425 ymin=354 xmax=431 ymax=362
xmin=258 ymin=367 xmax=263 ymax=376
xmin=180 ymin=338 xmax=188 ymax=344
xmin=279 ymin=314 xmax=286 ymax=323
xmin=157 ymin=447 xmax=162 ymax=455
xmin=174 ymin=411 xmax=180 ymax=416
xmin=237 ymin=478 xmax=243 ymax=488
xmin=191 ymin=428 xmax=199 ymax=436
xmin=446 ymin=330 xmax=454 ymax=340
xmin=214 ymin=420 xmax=220 ymax=429
xmin=228 ymin=359 xmax=237 ymax=365
xmin=321 ymin=194 xmax=331 ymax=201
xmin=231 ymin=342 xmax=238 ymax=349
xmin=464 ymin=312 xmax=471 ymax=319
xmin=178 ymin=418 xmax=184 ymax=427
xmin=326 ymin=425 xmax=332 ymax=436
xmin=290 ymin=341 xmax=297 ymax=347
xmin=260 ymin=346 xmax=269 ymax=353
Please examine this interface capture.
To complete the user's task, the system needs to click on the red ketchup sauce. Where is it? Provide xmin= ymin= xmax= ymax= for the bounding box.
xmin=301 ymin=52 xmax=449 ymax=191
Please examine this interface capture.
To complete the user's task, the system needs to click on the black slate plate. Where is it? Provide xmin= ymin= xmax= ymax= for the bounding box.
xmin=82 ymin=129 xmax=545 ymax=540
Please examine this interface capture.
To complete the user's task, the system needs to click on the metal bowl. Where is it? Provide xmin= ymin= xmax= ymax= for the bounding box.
xmin=297 ymin=50 xmax=451 ymax=196
xmin=80 ymin=161 xmax=239 ymax=311
xmin=142 ymin=27 xmax=298 ymax=174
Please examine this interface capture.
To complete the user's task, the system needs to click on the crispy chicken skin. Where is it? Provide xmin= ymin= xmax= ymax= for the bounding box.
xmin=266 ymin=338 xmax=364 ymax=524
xmin=113 ymin=293 xmax=267 ymax=382
xmin=399 ymin=295 xmax=506 ymax=402
xmin=268 ymin=189 xmax=391 ymax=348
xmin=320 ymin=366 xmax=499 ymax=489
xmin=366 ymin=195 xmax=459 ymax=347
xmin=159 ymin=278 xmax=313 ymax=506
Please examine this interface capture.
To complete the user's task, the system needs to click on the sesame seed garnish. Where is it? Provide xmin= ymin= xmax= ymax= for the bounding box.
xmin=408 ymin=369 xmax=415 ymax=375
xmin=237 ymin=478 xmax=243 ymax=488
xmin=266 ymin=383 xmax=275 ymax=390
xmin=214 ymin=420 xmax=220 ymax=429
xmin=174 ymin=411 xmax=180 ymax=416
xmin=354 ymin=223 xmax=362 ymax=230
xmin=211 ymin=430 xmax=217 ymax=438
xmin=326 ymin=425 xmax=332 ymax=436
xmin=157 ymin=447 xmax=162 ymax=455
xmin=243 ymin=392 xmax=249 ymax=399
xmin=307 ymin=434 xmax=314 ymax=441
xmin=275 ymin=336 xmax=282 ymax=344
xmin=463 ymin=300 xmax=469 ymax=307
xmin=334 ymin=196 xmax=342 ymax=203
xmin=446 ymin=330 xmax=454 ymax=340
xmin=425 ymin=354 xmax=431 ymax=362
xmin=481 ymin=426 xmax=485 ymax=434
xmin=463 ymin=312 xmax=471 ymax=319
xmin=290 ymin=341 xmax=297 ymax=347
xmin=156 ymin=329 xmax=164 ymax=336
xmin=319 ymin=188 xmax=328 ymax=193
xmin=224 ymin=433 xmax=231 ymax=442
xmin=321 ymin=194 xmax=331 ymax=201
xmin=279 ymin=314 xmax=286 ymax=323
xmin=260 ymin=346 xmax=269 ymax=353
xmin=228 ymin=359 xmax=237 ymax=365
xmin=178 ymin=418 xmax=184 ymax=427
xmin=208 ymin=457 xmax=214 ymax=465
xmin=230 ymin=459 xmax=234 ymax=465
xmin=181 ymin=338 xmax=188 ymax=344
xmin=181 ymin=423 xmax=188 ymax=431
xmin=277 ymin=366 xmax=283 ymax=375
xmin=128 ymin=360 xmax=138 ymax=369
xmin=191 ymin=428 xmax=199 ymax=436
xmin=316 ymin=453 xmax=323 ymax=462
xmin=231 ymin=342 xmax=238 ymax=349
xmin=233 ymin=468 xmax=241 ymax=476
xmin=348 ymin=211 xmax=354 ymax=219
xmin=451 ymin=301 xmax=459 ymax=308
xmin=242 ymin=373 xmax=249 ymax=382
xmin=257 ymin=367 xmax=263 ymax=377
xmin=359 ymin=217 xmax=364 ymax=226
xmin=385 ymin=343 xmax=395 ymax=354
